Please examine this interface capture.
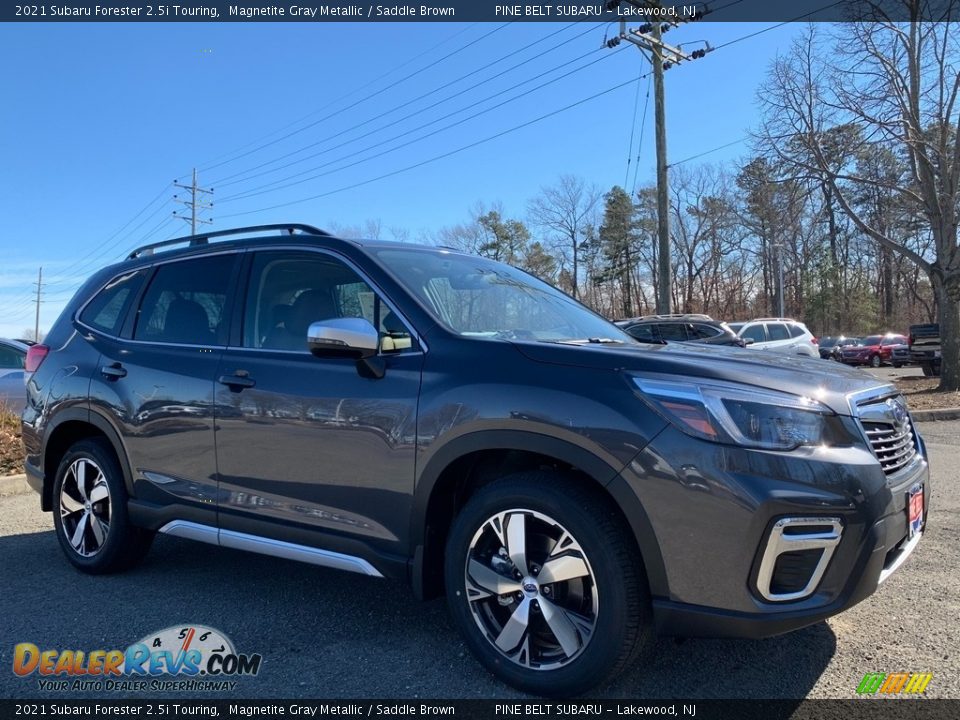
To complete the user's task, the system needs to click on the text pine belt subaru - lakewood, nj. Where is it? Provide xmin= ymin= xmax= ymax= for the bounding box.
xmin=21 ymin=224 xmax=929 ymax=695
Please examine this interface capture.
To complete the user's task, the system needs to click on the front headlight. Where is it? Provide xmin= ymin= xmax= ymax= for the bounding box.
xmin=633 ymin=377 xmax=836 ymax=450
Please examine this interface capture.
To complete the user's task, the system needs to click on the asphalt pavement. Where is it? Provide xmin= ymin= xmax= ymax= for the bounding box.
xmin=0 ymin=421 xmax=957 ymax=700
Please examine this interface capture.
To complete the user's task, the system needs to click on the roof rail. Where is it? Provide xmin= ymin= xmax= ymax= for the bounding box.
xmin=637 ymin=313 xmax=714 ymax=321
xmin=127 ymin=224 xmax=331 ymax=260
xmin=752 ymin=317 xmax=798 ymax=323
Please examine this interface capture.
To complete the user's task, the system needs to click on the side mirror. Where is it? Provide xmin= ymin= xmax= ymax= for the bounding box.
xmin=743 ymin=337 xmax=755 ymax=346
xmin=307 ymin=318 xmax=379 ymax=358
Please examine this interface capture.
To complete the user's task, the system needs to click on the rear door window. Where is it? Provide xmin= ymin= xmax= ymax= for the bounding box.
xmin=767 ymin=323 xmax=790 ymax=341
xmin=133 ymin=255 xmax=236 ymax=345
xmin=657 ymin=323 xmax=688 ymax=341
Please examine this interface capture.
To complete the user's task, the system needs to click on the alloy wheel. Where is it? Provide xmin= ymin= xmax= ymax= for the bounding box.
xmin=464 ymin=509 xmax=597 ymax=670
xmin=59 ymin=458 xmax=112 ymax=557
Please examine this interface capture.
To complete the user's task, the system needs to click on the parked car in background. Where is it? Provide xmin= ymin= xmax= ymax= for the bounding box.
xmin=890 ymin=341 xmax=912 ymax=368
xmin=726 ymin=318 xmax=818 ymax=357
xmin=841 ymin=334 xmax=907 ymax=368
xmin=909 ymin=323 xmax=941 ymax=376
xmin=817 ymin=335 xmax=860 ymax=361
xmin=615 ymin=314 xmax=745 ymax=347
xmin=0 ymin=338 xmax=28 ymax=415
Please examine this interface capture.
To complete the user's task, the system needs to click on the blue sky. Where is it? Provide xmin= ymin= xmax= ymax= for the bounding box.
xmin=0 ymin=21 xmax=802 ymax=338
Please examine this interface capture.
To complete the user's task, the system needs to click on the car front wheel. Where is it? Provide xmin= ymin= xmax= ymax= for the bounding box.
xmin=870 ymin=354 xmax=882 ymax=368
xmin=444 ymin=472 xmax=652 ymax=696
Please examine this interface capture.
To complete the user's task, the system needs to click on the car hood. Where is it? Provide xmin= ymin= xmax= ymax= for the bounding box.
xmin=512 ymin=340 xmax=893 ymax=416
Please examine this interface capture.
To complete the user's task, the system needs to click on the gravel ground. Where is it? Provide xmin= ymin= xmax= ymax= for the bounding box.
xmin=0 ymin=421 xmax=956 ymax=700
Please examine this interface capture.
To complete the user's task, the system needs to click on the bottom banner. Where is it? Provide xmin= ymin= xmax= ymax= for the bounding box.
xmin=1 ymin=700 xmax=958 ymax=720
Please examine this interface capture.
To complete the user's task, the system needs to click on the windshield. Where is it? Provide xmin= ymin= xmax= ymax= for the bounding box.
xmin=375 ymin=248 xmax=633 ymax=343
xmin=727 ymin=323 xmax=743 ymax=333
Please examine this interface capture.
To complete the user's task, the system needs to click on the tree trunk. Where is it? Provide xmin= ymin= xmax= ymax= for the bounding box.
xmin=935 ymin=274 xmax=960 ymax=392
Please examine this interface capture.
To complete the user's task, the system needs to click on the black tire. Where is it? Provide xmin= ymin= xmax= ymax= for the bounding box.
xmin=444 ymin=471 xmax=652 ymax=696
xmin=870 ymin=354 xmax=881 ymax=368
xmin=52 ymin=438 xmax=153 ymax=574
xmin=921 ymin=363 xmax=934 ymax=377
xmin=893 ymin=363 xmax=902 ymax=369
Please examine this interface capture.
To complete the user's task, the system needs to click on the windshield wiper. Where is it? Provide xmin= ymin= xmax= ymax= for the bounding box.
xmin=546 ymin=337 xmax=627 ymax=346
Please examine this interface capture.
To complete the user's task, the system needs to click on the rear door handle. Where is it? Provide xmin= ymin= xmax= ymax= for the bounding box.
xmin=100 ymin=363 xmax=127 ymax=380
xmin=218 ymin=373 xmax=255 ymax=390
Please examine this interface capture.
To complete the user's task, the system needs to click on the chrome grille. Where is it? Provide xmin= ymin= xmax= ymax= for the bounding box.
xmin=856 ymin=393 xmax=918 ymax=475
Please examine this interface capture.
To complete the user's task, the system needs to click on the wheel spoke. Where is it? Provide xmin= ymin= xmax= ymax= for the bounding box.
xmin=495 ymin=598 xmax=530 ymax=652
xmin=70 ymin=512 xmax=89 ymax=552
xmin=60 ymin=492 xmax=84 ymax=516
xmin=539 ymin=598 xmax=584 ymax=658
xmin=89 ymin=479 xmax=109 ymax=504
xmin=505 ymin=513 xmax=529 ymax=576
xmin=72 ymin=460 xmax=90 ymax=501
xmin=467 ymin=559 xmax=522 ymax=597
xmin=89 ymin=516 xmax=108 ymax=547
xmin=539 ymin=554 xmax=590 ymax=585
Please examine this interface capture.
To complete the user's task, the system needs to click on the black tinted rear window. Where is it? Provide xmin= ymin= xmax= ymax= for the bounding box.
xmin=134 ymin=255 xmax=236 ymax=345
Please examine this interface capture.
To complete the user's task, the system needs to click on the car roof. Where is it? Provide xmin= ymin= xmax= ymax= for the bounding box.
xmin=0 ymin=338 xmax=29 ymax=352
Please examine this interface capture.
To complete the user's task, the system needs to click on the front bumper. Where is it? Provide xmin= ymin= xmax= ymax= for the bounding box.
xmin=622 ymin=423 xmax=929 ymax=638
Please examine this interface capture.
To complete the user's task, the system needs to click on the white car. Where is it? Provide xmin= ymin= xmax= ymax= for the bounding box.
xmin=726 ymin=318 xmax=819 ymax=358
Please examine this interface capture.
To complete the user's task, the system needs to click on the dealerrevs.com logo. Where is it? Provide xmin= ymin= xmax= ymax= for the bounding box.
xmin=13 ymin=625 xmax=262 ymax=692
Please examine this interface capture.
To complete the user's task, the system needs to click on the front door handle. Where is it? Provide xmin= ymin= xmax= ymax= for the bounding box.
xmin=218 ymin=373 xmax=255 ymax=390
xmin=100 ymin=363 xmax=127 ymax=380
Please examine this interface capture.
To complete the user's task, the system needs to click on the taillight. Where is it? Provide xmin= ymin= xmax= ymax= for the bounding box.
xmin=811 ymin=337 xmax=818 ymax=344
xmin=25 ymin=344 xmax=49 ymax=373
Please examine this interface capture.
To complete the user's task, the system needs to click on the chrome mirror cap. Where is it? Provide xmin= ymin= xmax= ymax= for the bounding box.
xmin=307 ymin=318 xmax=379 ymax=357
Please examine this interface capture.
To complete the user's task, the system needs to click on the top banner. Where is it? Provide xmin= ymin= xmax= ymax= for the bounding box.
xmin=4 ymin=0 xmax=960 ymax=23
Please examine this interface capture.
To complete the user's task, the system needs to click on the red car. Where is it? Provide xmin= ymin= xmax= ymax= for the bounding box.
xmin=840 ymin=333 xmax=908 ymax=368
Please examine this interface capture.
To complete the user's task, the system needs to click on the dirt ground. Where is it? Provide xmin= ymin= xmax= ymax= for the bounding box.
xmin=895 ymin=376 xmax=960 ymax=411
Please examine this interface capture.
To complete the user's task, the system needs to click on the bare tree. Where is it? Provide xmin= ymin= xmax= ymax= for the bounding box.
xmin=527 ymin=175 xmax=601 ymax=300
xmin=757 ymin=15 xmax=960 ymax=389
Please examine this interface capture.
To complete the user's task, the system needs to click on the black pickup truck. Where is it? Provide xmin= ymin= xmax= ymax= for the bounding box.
xmin=909 ymin=323 xmax=941 ymax=376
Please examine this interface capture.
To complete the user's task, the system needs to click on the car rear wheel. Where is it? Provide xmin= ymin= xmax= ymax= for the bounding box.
xmin=52 ymin=438 xmax=153 ymax=574
xmin=870 ymin=354 xmax=881 ymax=368
xmin=444 ymin=471 xmax=652 ymax=696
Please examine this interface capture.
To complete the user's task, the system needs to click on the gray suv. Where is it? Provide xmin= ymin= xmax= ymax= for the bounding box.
xmin=22 ymin=225 xmax=929 ymax=695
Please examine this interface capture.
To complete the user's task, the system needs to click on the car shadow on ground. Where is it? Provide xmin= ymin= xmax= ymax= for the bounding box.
xmin=0 ymin=530 xmax=835 ymax=700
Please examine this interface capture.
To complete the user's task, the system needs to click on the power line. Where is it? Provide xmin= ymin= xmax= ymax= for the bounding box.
xmin=185 ymin=24 xmax=478 ymax=179
xmin=217 ymin=47 xmax=620 ymax=205
xmin=209 ymin=23 xmax=591 ymax=191
xmin=173 ymin=169 xmax=213 ymax=234
xmin=198 ymin=23 xmax=512 ymax=177
xmin=219 ymin=72 xmax=649 ymax=220
xmin=629 ymin=74 xmax=652 ymax=195
xmin=623 ymin=66 xmax=648 ymax=189
xmin=668 ymin=137 xmax=747 ymax=167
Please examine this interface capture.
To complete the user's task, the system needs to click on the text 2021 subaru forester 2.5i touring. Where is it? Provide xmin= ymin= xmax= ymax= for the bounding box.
xmin=22 ymin=224 xmax=929 ymax=695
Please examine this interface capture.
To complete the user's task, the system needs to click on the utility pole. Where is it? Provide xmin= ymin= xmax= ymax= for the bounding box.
xmin=606 ymin=1 xmax=711 ymax=315
xmin=33 ymin=266 xmax=43 ymax=343
xmin=173 ymin=168 xmax=213 ymax=235
xmin=651 ymin=20 xmax=671 ymax=315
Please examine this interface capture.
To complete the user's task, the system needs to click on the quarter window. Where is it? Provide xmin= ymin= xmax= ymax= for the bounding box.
xmin=788 ymin=324 xmax=806 ymax=339
xmin=657 ymin=323 xmax=688 ymax=341
xmin=133 ymin=255 xmax=235 ymax=345
xmin=79 ymin=270 xmax=146 ymax=336
xmin=0 ymin=345 xmax=24 ymax=369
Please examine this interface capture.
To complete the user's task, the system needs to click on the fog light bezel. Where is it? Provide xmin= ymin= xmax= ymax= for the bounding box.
xmin=756 ymin=517 xmax=843 ymax=602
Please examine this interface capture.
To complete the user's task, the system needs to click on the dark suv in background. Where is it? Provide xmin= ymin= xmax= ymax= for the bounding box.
xmin=615 ymin=314 xmax=745 ymax=347
xmin=22 ymin=225 xmax=929 ymax=695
